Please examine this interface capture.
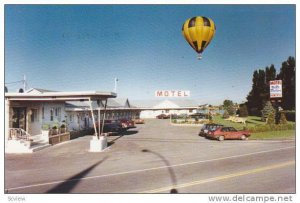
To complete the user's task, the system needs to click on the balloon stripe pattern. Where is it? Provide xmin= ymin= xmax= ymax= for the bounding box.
xmin=182 ymin=16 xmax=216 ymax=54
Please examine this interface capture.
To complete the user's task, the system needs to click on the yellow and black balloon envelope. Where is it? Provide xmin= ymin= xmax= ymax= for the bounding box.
xmin=182 ymin=16 xmax=216 ymax=59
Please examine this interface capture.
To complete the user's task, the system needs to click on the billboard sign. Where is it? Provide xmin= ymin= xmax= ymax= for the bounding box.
xmin=270 ymin=80 xmax=282 ymax=98
xmin=155 ymin=90 xmax=190 ymax=97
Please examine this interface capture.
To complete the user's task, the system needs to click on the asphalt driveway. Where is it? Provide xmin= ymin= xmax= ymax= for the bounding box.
xmin=5 ymin=119 xmax=295 ymax=193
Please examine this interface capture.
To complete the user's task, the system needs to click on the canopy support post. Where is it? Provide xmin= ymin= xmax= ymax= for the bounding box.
xmin=101 ymin=99 xmax=108 ymax=136
xmin=88 ymin=97 xmax=98 ymax=139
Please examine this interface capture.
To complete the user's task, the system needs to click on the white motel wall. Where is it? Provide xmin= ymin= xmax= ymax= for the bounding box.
xmin=6 ymin=88 xmax=201 ymax=137
xmin=137 ymin=99 xmax=199 ymax=118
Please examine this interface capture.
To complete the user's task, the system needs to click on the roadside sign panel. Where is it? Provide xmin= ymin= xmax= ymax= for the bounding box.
xmin=270 ymin=80 xmax=282 ymax=98
xmin=155 ymin=90 xmax=190 ymax=97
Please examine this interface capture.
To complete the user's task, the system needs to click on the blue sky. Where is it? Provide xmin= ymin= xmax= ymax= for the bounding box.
xmin=5 ymin=5 xmax=295 ymax=105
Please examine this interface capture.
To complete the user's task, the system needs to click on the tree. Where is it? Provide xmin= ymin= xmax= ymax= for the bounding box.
xmin=223 ymin=100 xmax=233 ymax=109
xmin=246 ymin=70 xmax=260 ymax=115
xmin=223 ymin=100 xmax=235 ymax=116
xmin=246 ymin=69 xmax=269 ymax=116
xmin=238 ymin=104 xmax=248 ymax=117
xmin=277 ymin=57 xmax=295 ymax=110
xmin=222 ymin=110 xmax=229 ymax=119
xmin=266 ymin=112 xmax=275 ymax=125
xmin=261 ymin=101 xmax=275 ymax=122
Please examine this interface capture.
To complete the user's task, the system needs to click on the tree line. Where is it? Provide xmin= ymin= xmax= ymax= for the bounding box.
xmin=246 ymin=56 xmax=295 ymax=116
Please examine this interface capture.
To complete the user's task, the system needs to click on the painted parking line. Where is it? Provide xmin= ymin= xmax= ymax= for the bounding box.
xmin=6 ymin=146 xmax=295 ymax=192
xmin=141 ymin=160 xmax=295 ymax=193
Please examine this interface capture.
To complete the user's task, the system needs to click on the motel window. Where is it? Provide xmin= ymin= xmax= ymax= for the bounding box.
xmin=189 ymin=109 xmax=193 ymax=113
xmin=50 ymin=108 xmax=54 ymax=121
xmin=55 ymin=107 xmax=62 ymax=121
xmin=55 ymin=107 xmax=61 ymax=117
xmin=69 ymin=114 xmax=74 ymax=122
xmin=42 ymin=106 xmax=44 ymax=119
xmin=30 ymin=109 xmax=38 ymax=122
xmin=166 ymin=110 xmax=169 ymax=113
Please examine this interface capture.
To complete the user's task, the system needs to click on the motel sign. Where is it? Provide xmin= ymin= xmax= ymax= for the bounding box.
xmin=270 ymin=80 xmax=282 ymax=98
xmin=155 ymin=90 xmax=190 ymax=97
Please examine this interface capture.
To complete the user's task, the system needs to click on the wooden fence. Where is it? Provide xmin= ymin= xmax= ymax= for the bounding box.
xmin=49 ymin=132 xmax=70 ymax=145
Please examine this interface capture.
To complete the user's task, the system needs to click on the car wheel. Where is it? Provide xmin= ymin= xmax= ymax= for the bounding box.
xmin=218 ymin=136 xmax=225 ymax=141
xmin=241 ymin=135 xmax=247 ymax=140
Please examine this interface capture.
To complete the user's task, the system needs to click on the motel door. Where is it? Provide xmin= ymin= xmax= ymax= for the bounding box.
xmin=12 ymin=107 xmax=27 ymax=130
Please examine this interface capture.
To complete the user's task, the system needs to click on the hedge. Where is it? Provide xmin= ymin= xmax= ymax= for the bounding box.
xmin=247 ymin=123 xmax=295 ymax=133
xmin=281 ymin=111 xmax=295 ymax=122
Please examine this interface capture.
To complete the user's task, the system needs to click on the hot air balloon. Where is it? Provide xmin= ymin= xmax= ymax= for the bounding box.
xmin=182 ymin=16 xmax=216 ymax=60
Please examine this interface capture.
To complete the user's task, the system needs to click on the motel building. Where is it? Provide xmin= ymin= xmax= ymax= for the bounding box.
xmin=135 ymin=99 xmax=200 ymax=118
xmin=5 ymin=88 xmax=202 ymax=153
xmin=4 ymin=88 xmax=117 ymax=153
xmin=65 ymin=99 xmax=141 ymax=131
xmin=134 ymin=90 xmax=200 ymax=118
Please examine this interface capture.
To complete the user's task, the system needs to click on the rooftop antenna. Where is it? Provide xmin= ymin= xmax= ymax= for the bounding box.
xmin=114 ymin=78 xmax=118 ymax=93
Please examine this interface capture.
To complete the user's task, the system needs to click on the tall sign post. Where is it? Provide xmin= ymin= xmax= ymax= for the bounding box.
xmin=270 ymin=80 xmax=282 ymax=123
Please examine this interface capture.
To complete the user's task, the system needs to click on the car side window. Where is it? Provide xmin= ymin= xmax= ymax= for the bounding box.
xmin=229 ymin=127 xmax=237 ymax=132
xmin=221 ymin=128 xmax=228 ymax=132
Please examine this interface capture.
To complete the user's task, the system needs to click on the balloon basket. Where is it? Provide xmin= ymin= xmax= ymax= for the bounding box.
xmin=197 ymin=53 xmax=202 ymax=60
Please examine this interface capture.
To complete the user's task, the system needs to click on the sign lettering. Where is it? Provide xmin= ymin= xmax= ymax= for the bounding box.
xmin=155 ymin=90 xmax=190 ymax=97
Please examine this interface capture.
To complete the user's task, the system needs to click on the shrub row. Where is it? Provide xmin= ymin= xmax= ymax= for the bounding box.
xmin=247 ymin=123 xmax=295 ymax=133
xmin=281 ymin=111 xmax=295 ymax=122
xmin=172 ymin=119 xmax=208 ymax=124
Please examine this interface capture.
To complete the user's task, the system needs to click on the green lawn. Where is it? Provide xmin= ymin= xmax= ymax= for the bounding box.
xmin=212 ymin=115 xmax=296 ymax=140
xmin=251 ymin=130 xmax=295 ymax=140
xmin=212 ymin=115 xmax=264 ymax=129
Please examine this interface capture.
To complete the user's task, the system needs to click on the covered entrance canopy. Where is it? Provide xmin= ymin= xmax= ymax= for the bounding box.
xmin=5 ymin=90 xmax=117 ymax=141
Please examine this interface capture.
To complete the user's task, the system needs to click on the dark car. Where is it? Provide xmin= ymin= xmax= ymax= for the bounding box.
xmin=198 ymin=123 xmax=224 ymax=137
xmin=156 ymin=114 xmax=170 ymax=119
xmin=190 ymin=113 xmax=207 ymax=119
xmin=206 ymin=126 xmax=251 ymax=141
xmin=119 ymin=119 xmax=135 ymax=129
xmin=96 ymin=120 xmax=125 ymax=134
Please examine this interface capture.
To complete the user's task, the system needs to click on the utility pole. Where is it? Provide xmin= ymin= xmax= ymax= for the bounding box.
xmin=114 ymin=78 xmax=118 ymax=93
xmin=23 ymin=74 xmax=26 ymax=91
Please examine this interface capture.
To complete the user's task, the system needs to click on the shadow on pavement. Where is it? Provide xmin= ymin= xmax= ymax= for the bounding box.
xmin=46 ymin=156 xmax=109 ymax=193
xmin=141 ymin=149 xmax=178 ymax=194
xmin=108 ymin=130 xmax=139 ymax=146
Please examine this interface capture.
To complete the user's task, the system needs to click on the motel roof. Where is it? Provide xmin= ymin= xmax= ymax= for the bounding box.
xmin=5 ymin=90 xmax=117 ymax=101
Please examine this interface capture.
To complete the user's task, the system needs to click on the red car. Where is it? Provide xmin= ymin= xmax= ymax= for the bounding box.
xmin=206 ymin=126 xmax=250 ymax=141
xmin=134 ymin=118 xmax=145 ymax=124
xmin=119 ymin=119 xmax=135 ymax=129
xmin=156 ymin=114 xmax=170 ymax=119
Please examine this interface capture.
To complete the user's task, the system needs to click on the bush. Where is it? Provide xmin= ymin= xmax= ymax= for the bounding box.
xmin=42 ymin=124 xmax=50 ymax=130
xmin=282 ymin=111 xmax=295 ymax=122
xmin=266 ymin=112 xmax=275 ymax=125
xmin=279 ymin=112 xmax=288 ymax=125
xmin=222 ymin=110 xmax=229 ymax=119
xmin=247 ymin=123 xmax=295 ymax=133
xmin=261 ymin=101 xmax=275 ymax=122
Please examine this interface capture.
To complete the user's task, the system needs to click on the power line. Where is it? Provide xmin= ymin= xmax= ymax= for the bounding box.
xmin=5 ymin=80 xmax=24 ymax=85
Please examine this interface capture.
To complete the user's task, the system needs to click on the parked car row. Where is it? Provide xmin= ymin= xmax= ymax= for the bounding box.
xmin=156 ymin=114 xmax=170 ymax=119
xmin=199 ymin=123 xmax=251 ymax=141
xmin=134 ymin=118 xmax=145 ymax=124
xmin=96 ymin=119 xmax=137 ymax=134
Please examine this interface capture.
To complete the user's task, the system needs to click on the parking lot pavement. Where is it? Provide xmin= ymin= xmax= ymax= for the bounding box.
xmin=5 ymin=119 xmax=295 ymax=193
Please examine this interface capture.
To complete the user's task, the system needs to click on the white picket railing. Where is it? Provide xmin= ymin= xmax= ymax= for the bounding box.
xmin=9 ymin=128 xmax=32 ymax=141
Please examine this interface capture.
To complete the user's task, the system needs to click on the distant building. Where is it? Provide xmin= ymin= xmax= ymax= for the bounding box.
xmin=132 ymin=99 xmax=200 ymax=118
